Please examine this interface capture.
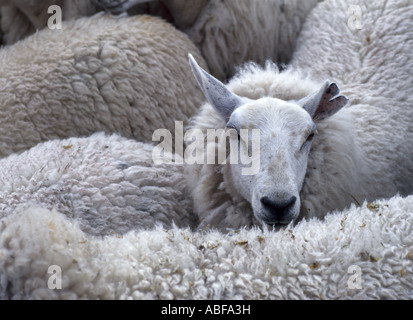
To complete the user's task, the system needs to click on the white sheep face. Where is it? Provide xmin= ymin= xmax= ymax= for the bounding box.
xmin=226 ymin=98 xmax=316 ymax=225
xmin=189 ymin=54 xmax=348 ymax=227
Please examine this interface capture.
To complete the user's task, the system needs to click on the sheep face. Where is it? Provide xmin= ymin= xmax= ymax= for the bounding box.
xmin=226 ymin=98 xmax=316 ymax=226
xmin=189 ymin=54 xmax=348 ymax=227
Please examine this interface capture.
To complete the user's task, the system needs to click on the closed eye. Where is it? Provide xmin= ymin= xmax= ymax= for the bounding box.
xmin=306 ymin=132 xmax=315 ymax=142
xmin=301 ymin=131 xmax=316 ymax=150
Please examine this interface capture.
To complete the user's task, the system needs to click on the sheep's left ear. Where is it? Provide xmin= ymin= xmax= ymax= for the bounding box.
xmin=298 ymin=81 xmax=349 ymax=121
xmin=188 ymin=53 xmax=245 ymax=120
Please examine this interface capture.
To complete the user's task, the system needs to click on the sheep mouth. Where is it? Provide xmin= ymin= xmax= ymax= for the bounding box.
xmin=260 ymin=213 xmax=296 ymax=228
xmin=261 ymin=215 xmax=296 ymax=228
xmin=266 ymin=221 xmax=291 ymax=228
xmin=254 ymin=210 xmax=296 ymax=229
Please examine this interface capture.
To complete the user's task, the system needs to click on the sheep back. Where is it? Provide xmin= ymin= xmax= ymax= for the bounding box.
xmin=0 ymin=13 xmax=208 ymax=158
xmin=0 ymin=133 xmax=195 ymax=235
xmin=187 ymin=0 xmax=319 ymax=80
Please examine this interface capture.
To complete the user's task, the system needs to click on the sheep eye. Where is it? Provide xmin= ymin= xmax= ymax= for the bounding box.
xmin=306 ymin=133 xmax=315 ymax=142
xmin=301 ymin=132 xmax=315 ymax=150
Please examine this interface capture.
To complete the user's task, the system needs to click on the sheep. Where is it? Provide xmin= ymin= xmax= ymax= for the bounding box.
xmin=0 ymin=12 xmax=208 ymax=158
xmin=0 ymin=0 xmax=175 ymax=45
xmin=1 ymin=194 xmax=412 ymax=299
xmin=286 ymin=0 xmax=413 ymax=217
xmin=97 ymin=0 xmax=320 ymax=80
xmin=185 ymin=0 xmax=413 ymax=230
xmin=4 ymin=0 xmax=319 ymax=80
xmin=0 ymin=132 xmax=195 ymax=236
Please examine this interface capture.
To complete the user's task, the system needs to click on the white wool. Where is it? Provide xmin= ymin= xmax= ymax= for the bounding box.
xmin=186 ymin=0 xmax=413 ymax=230
xmin=186 ymin=0 xmax=319 ymax=79
xmin=0 ymin=0 xmax=411 ymax=301
xmin=62 ymin=0 xmax=320 ymax=80
xmin=0 ymin=13 xmax=207 ymax=158
xmin=1 ymin=0 xmax=318 ymax=79
xmin=1 ymin=195 xmax=412 ymax=299
xmin=0 ymin=133 xmax=195 ymax=235
xmin=290 ymin=0 xmax=413 ymax=213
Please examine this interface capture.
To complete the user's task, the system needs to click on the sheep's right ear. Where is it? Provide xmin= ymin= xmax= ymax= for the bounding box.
xmin=188 ymin=54 xmax=243 ymax=120
xmin=298 ymin=81 xmax=348 ymax=121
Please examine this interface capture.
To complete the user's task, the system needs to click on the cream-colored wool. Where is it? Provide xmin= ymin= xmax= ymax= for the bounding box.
xmin=1 ymin=0 xmax=318 ymax=79
xmin=290 ymin=0 xmax=413 ymax=217
xmin=185 ymin=0 xmax=319 ymax=80
xmin=0 ymin=0 xmax=411 ymax=301
xmin=97 ymin=0 xmax=320 ymax=80
xmin=0 ymin=195 xmax=412 ymax=299
xmin=0 ymin=133 xmax=195 ymax=235
xmin=0 ymin=13 xmax=207 ymax=158
xmin=186 ymin=0 xmax=413 ymax=230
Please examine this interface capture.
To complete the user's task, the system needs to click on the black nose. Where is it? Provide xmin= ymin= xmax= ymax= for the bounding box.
xmin=260 ymin=196 xmax=297 ymax=224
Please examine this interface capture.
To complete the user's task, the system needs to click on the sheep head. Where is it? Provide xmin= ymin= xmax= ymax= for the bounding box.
xmin=189 ymin=54 xmax=348 ymax=227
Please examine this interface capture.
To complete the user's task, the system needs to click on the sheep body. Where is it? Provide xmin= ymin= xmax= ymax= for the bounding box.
xmin=185 ymin=0 xmax=319 ymax=79
xmin=186 ymin=0 xmax=413 ymax=229
xmin=290 ymin=0 xmax=413 ymax=216
xmin=97 ymin=0 xmax=319 ymax=80
xmin=0 ymin=133 xmax=195 ymax=236
xmin=2 ymin=0 xmax=319 ymax=80
xmin=0 ymin=13 xmax=207 ymax=158
xmin=1 ymin=195 xmax=412 ymax=299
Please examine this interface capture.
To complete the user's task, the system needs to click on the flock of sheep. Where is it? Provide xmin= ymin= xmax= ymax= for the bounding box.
xmin=0 ymin=0 xmax=412 ymax=299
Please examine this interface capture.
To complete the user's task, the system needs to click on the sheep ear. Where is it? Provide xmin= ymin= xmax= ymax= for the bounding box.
xmin=188 ymin=53 xmax=243 ymax=120
xmin=298 ymin=81 xmax=349 ymax=121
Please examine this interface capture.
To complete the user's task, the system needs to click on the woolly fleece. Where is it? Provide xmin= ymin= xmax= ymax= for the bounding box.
xmin=0 ymin=0 xmax=412 ymax=301
xmin=0 ymin=13 xmax=207 ymax=158
xmin=290 ymin=0 xmax=413 ymax=215
xmin=0 ymin=195 xmax=412 ymax=299
xmin=186 ymin=0 xmax=319 ymax=80
xmin=0 ymin=133 xmax=195 ymax=236
xmin=1 ymin=0 xmax=319 ymax=79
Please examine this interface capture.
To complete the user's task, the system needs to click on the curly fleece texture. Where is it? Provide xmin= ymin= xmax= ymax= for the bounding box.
xmin=0 ymin=13 xmax=207 ymax=158
xmin=0 ymin=133 xmax=195 ymax=236
xmin=0 ymin=195 xmax=412 ymax=299
xmin=0 ymin=0 xmax=412 ymax=300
